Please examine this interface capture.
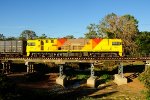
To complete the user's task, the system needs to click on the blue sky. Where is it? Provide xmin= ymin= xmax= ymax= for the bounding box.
xmin=0 ymin=0 xmax=150 ymax=38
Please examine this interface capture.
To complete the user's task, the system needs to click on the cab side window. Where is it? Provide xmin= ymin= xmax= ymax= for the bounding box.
xmin=112 ymin=42 xmax=121 ymax=45
xmin=51 ymin=40 xmax=54 ymax=43
xmin=27 ymin=42 xmax=35 ymax=46
xmin=46 ymin=40 xmax=49 ymax=43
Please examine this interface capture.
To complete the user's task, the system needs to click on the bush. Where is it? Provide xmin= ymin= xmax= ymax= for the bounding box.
xmin=0 ymin=74 xmax=20 ymax=100
xmin=100 ymin=74 xmax=112 ymax=82
xmin=139 ymin=66 xmax=150 ymax=89
xmin=139 ymin=66 xmax=150 ymax=100
xmin=145 ymin=90 xmax=150 ymax=100
xmin=76 ymin=74 xmax=89 ymax=80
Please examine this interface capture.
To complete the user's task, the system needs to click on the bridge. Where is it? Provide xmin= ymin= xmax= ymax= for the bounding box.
xmin=0 ymin=57 xmax=150 ymax=63
xmin=0 ymin=57 xmax=150 ymax=87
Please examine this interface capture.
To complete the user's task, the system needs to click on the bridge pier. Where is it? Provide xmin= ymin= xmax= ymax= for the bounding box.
xmin=114 ymin=62 xmax=127 ymax=85
xmin=87 ymin=63 xmax=97 ymax=88
xmin=56 ymin=64 xmax=67 ymax=87
xmin=2 ymin=61 xmax=12 ymax=74
xmin=145 ymin=60 xmax=150 ymax=71
xmin=25 ymin=62 xmax=35 ymax=73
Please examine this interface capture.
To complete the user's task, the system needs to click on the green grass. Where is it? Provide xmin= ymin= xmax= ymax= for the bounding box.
xmin=100 ymin=74 xmax=112 ymax=83
xmin=76 ymin=74 xmax=90 ymax=80
xmin=79 ymin=96 xmax=98 ymax=100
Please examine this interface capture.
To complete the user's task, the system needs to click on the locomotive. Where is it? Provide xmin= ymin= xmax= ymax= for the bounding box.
xmin=0 ymin=38 xmax=122 ymax=57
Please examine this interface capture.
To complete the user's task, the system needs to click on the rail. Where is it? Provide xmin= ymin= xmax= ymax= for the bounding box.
xmin=0 ymin=57 xmax=150 ymax=61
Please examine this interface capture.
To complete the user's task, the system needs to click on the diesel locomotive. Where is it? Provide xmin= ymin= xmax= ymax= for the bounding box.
xmin=0 ymin=38 xmax=122 ymax=57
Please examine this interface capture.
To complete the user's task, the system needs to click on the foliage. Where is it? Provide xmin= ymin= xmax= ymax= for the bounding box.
xmin=79 ymin=96 xmax=96 ymax=100
xmin=102 ymin=61 xmax=118 ymax=71
xmin=99 ymin=13 xmax=118 ymax=38
xmin=84 ymin=13 xmax=139 ymax=55
xmin=5 ymin=36 xmax=17 ymax=40
xmin=146 ymin=90 xmax=150 ymax=100
xmin=135 ymin=31 xmax=150 ymax=55
xmin=0 ymin=34 xmax=5 ymax=40
xmin=76 ymin=74 xmax=89 ymax=80
xmin=139 ymin=67 xmax=150 ymax=89
xmin=100 ymin=74 xmax=112 ymax=82
xmin=38 ymin=33 xmax=47 ymax=39
xmin=139 ymin=66 xmax=150 ymax=100
xmin=99 ymin=13 xmax=139 ymax=55
xmin=19 ymin=30 xmax=37 ymax=40
xmin=0 ymin=74 xmax=19 ymax=100
xmin=84 ymin=24 xmax=104 ymax=38
xmin=63 ymin=35 xmax=75 ymax=39
xmin=78 ymin=37 xmax=84 ymax=39
xmin=141 ymin=90 xmax=150 ymax=100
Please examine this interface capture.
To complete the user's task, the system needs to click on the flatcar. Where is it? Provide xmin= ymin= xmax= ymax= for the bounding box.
xmin=26 ymin=38 xmax=122 ymax=57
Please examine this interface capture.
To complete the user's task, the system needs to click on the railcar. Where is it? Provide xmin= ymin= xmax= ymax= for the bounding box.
xmin=26 ymin=38 xmax=122 ymax=57
xmin=0 ymin=40 xmax=26 ymax=57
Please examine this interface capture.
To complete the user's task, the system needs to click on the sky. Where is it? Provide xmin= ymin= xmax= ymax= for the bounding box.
xmin=0 ymin=0 xmax=150 ymax=38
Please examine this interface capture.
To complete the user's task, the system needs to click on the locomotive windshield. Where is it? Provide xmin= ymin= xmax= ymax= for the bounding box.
xmin=27 ymin=42 xmax=35 ymax=46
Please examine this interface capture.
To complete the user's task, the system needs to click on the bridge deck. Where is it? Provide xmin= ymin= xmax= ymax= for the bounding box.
xmin=0 ymin=57 xmax=150 ymax=64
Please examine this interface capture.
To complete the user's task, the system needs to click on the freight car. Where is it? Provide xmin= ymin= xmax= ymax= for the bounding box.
xmin=26 ymin=38 xmax=122 ymax=57
xmin=0 ymin=40 xmax=26 ymax=57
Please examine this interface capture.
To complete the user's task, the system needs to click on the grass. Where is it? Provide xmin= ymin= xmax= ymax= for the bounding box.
xmin=76 ymin=74 xmax=90 ymax=80
xmin=79 ymin=96 xmax=97 ymax=100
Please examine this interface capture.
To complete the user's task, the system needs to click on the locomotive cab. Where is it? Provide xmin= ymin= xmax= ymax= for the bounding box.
xmin=110 ymin=39 xmax=122 ymax=56
xmin=26 ymin=39 xmax=58 ymax=57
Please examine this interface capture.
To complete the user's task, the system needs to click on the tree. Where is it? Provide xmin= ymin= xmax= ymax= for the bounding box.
xmin=5 ymin=37 xmax=16 ymax=40
xmin=0 ymin=34 xmax=5 ymax=40
xmin=135 ymin=31 xmax=150 ymax=55
xmin=63 ymin=35 xmax=75 ymax=39
xmin=78 ymin=37 xmax=84 ymax=39
xmin=99 ymin=13 xmax=118 ymax=38
xmin=19 ymin=30 xmax=37 ymax=40
xmin=99 ymin=13 xmax=139 ymax=55
xmin=139 ymin=66 xmax=150 ymax=99
xmin=84 ymin=24 xmax=104 ymax=39
xmin=38 ymin=34 xmax=47 ymax=39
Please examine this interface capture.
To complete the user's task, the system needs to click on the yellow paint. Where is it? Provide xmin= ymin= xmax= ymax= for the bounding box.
xmin=26 ymin=38 xmax=123 ymax=56
xmin=26 ymin=39 xmax=58 ymax=56
xmin=82 ymin=39 xmax=93 ymax=50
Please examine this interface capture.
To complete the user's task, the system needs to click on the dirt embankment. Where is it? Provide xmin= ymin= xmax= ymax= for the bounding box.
xmin=7 ymin=72 xmax=146 ymax=100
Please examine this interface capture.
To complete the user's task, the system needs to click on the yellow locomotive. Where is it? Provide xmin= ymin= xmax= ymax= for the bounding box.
xmin=26 ymin=38 xmax=122 ymax=57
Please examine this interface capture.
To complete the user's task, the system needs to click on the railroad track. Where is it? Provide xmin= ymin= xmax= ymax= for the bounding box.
xmin=0 ymin=57 xmax=150 ymax=60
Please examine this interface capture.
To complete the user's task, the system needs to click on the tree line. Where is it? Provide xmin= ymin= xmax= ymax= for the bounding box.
xmin=0 ymin=13 xmax=150 ymax=56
